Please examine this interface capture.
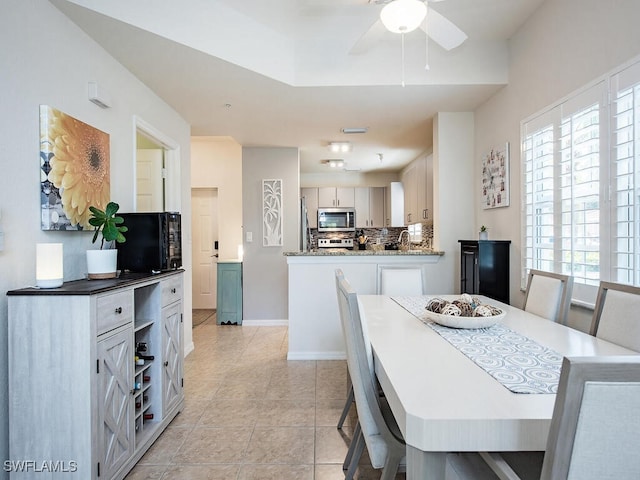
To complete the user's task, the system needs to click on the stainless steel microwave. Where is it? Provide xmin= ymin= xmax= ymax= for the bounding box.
xmin=317 ymin=208 xmax=356 ymax=232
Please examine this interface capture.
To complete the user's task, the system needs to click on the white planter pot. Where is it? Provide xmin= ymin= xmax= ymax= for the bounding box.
xmin=86 ymin=249 xmax=118 ymax=279
xmin=479 ymin=231 xmax=488 ymax=241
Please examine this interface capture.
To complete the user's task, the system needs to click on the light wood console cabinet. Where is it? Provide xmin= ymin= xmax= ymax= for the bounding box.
xmin=7 ymin=270 xmax=184 ymax=479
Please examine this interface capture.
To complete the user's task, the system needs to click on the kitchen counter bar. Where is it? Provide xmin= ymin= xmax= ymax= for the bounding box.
xmin=285 ymin=250 xmax=443 ymax=359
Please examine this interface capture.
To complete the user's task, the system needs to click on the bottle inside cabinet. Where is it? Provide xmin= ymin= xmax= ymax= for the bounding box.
xmin=133 ymin=283 xmax=162 ymax=444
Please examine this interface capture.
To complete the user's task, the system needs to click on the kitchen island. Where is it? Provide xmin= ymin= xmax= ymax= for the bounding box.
xmin=284 ymin=248 xmax=444 ymax=360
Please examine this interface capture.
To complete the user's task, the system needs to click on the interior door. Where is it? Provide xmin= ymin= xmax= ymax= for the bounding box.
xmin=136 ymin=148 xmax=164 ymax=212
xmin=191 ymin=188 xmax=218 ymax=309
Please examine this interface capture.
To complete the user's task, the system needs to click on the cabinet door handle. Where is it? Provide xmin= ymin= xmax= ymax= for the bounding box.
xmin=115 ymin=307 xmax=122 ymax=314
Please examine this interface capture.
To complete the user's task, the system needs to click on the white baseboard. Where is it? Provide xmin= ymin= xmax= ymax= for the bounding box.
xmin=287 ymin=351 xmax=347 ymax=361
xmin=183 ymin=341 xmax=195 ymax=357
xmin=241 ymin=319 xmax=289 ymax=327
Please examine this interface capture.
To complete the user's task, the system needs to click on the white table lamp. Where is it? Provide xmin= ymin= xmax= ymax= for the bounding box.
xmin=36 ymin=243 xmax=63 ymax=288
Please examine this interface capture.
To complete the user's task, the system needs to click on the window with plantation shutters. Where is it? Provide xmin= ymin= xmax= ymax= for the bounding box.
xmin=521 ymin=56 xmax=640 ymax=305
xmin=611 ymin=61 xmax=640 ymax=286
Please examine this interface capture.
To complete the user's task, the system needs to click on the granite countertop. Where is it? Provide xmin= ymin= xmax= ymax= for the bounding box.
xmin=283 ymin=248 xmax=444 ymax=256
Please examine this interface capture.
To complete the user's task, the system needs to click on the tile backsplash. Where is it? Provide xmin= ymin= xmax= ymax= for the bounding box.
xmin=309 ymin=222 xmax=434 ymax=250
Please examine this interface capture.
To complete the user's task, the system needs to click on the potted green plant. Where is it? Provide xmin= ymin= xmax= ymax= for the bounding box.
xmin=479 ymin=225 xmax=488 ymax=241
xmin=86 ymin=201 xmax=127 ymax=279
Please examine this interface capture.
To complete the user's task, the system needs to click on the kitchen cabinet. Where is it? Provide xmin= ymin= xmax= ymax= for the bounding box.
xmin=419 ymin=153 xmax=433 ymax=222
xmin=7 ymin=271 xmax=184 ymax=480
xmin=401 ymin=162 xmax=418 ymax=224
xmin=217 ymin=260 xmax=243 ymax=324
xmin=458 ymin=240 xmax=511 ymax=304
xmin=401 ymin=153 xmax=433 ymax=225
xmin=385 ymin=182 xmax=405 ymax=227
xmin=318 ymin=187 xmax=354 ymax=207
xmin=354 ymin=187 xmax=385 ymax=228
xmin=301 ymin=187 xmax=318 ymax=228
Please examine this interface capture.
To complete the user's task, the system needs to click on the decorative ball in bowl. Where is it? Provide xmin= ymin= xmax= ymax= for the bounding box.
xmin=424 ymin=294 xmax=505 ymax=329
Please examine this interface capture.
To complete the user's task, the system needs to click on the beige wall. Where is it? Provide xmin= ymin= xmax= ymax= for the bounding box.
xmin=474 ymin=0 xmax=640 ymax=331
xmin=191 ymin=137 xmax=243 ymax=261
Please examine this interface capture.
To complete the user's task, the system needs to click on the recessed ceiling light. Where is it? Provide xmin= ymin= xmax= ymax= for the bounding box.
xmin=341 ymin=127 xmax=368 ymax=134
xmin=326 ymin=159 xmax=344 ymax=168
xmin=328 ymin=142 xmax=352 ymax=153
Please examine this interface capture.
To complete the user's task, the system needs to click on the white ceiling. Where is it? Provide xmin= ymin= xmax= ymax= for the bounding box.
xmin=50 ymin=0 xmax=544 ymax=174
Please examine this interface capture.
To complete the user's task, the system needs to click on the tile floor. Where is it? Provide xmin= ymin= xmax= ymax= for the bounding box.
xmin=125 ymin=312 xmax=405 ymax=479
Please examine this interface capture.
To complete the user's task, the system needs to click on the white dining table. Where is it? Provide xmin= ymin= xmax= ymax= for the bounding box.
xmin=357 ymin=295 xmax=638 ymax=479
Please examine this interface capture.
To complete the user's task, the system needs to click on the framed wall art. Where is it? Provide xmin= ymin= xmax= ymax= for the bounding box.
xmin=262 ymin=179 xmax=283 ymax=247
xmin=40 ymin=105 xmax=110 ymax=230
xmin=481 ymin=142 xmax=510 ymax=209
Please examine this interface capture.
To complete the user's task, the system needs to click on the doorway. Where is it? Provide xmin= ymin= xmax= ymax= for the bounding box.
xmin=134 ymin=116 xmax=181 ymax=213
xmin=191 ymin=188 xmax=219 ymax=310
xmin=136 ymin=135 xmax=164 ymax=212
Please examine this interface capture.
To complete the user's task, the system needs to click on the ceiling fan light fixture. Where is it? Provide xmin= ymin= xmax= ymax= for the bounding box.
xmin=380 ymin=0 xmax=427 ymax=34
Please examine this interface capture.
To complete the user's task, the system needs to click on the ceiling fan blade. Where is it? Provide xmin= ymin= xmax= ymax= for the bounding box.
xmin=421 ymin=7 xmax=467 ymax=51
xmin=349 ymin=18 xmax=388 ymax=55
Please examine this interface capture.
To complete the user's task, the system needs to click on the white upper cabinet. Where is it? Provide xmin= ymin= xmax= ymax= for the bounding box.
xmin=354 ymin=187 xmax=385 ymax=228
xmin=402 ymin=161 xmax=418 ymax=225
xmin=402 ymin=153 xmax=433 ymax=225
xmin=385 ymin=182 xmax=405 ymax=227
xmin=318 ymin=187 xmax=354 ymax=207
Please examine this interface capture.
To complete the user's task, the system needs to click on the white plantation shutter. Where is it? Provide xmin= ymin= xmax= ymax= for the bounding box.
xmin=522 ymin=83 xmax=606 ymax=297
xmin=611 ymin=61 xmax=640 ymax=286
xmin=523 ymin=115 xmax=556 ymax=276
xmin=559 ymin=98 xmax=602 ymax=287
xmin=521 ymin=57 xmax=640 ymax=303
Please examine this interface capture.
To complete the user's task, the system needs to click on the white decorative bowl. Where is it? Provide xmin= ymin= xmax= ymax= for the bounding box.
xmin=424 ymin=309 xmax=505 ymax=329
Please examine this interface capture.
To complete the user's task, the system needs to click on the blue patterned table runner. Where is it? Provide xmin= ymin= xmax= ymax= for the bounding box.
xmin=391 ymin=296 xmax=562 ymax=394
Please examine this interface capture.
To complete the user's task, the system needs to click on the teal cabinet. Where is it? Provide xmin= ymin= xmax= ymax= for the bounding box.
xmin=217 ymin=261 xmax=243 ymax=325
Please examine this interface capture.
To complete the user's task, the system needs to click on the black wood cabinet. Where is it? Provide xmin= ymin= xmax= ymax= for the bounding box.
xmin=458 ymin=240 xmax=511 ymax=304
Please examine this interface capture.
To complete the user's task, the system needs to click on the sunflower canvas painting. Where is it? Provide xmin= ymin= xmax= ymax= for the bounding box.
xmin=40 ymin=105 xmax=110 ymax=230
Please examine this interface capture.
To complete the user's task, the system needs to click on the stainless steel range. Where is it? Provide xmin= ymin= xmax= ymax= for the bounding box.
xmin=317 ymin=238 xmax=354 ymax=249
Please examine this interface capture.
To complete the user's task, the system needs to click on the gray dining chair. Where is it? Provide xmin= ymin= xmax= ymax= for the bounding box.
xmin=445 ymin=355 xmax=640 ymax=480
xmin=337 ymin=266 xmax=424 ymax=430
xmin=335 ymin=269 xmax=406 ymax=480
xmin=590 ymin=281 xmax=640 ymax=352
xmin=522 ymin=269 xmax=574 ymax=324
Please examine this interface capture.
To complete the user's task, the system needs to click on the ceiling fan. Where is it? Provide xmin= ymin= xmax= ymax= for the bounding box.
xmin=350 ymin=0 xmax=468 ymax=55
